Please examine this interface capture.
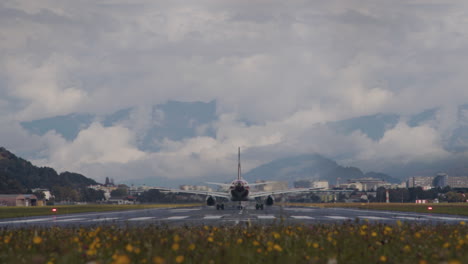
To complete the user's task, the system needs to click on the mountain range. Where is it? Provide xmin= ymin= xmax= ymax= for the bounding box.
xmin=0 ymin=147 xmax=98 ymax=194
xmin=17 ymin=100 xmax=468 ymax=184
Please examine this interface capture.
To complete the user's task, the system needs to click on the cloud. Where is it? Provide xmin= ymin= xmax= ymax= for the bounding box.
xmin=37 ymin=123 xmax=145 ymax=172
xmin=2 ymin=0 xmax=468 ymax=182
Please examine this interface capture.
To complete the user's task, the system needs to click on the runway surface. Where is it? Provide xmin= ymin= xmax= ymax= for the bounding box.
xmin=1 ymin=205 xmax=468 ymax=228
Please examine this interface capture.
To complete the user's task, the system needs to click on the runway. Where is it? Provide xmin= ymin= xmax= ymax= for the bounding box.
xmin=1 ymin=205 xmax=468 ymax=228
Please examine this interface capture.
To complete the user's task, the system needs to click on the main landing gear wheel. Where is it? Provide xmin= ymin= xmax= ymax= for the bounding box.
xmin=216 ymin=204 xmax=225 ymax=210
xmin=255 ymin=204 xmax=264 ymax=210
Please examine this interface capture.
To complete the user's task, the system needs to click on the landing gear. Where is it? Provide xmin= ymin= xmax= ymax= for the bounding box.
xmin=216 ymin=204 xmax=225 ymax=210
xmin=255 ymin=204 xmax=264 ymax=210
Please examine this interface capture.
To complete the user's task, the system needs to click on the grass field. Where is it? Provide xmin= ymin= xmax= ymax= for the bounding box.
xmin=283 ymin=202 xmax=468 ymax=216
xmin=0 ymin=204 xmax=202 ymax=219
xmin=1 ymin=222 xmax=467 ymax=264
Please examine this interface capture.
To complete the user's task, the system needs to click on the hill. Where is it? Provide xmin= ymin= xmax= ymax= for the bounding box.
xmin=243 ymin=154 xmax=400 ymax=185
xmin=0 ymin=147 xmax=98 ymax=193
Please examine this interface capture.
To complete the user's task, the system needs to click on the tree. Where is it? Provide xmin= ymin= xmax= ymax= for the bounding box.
xmin=110 ymin=188 xmax=128 ymax=198
xmin=80 ymin=188 xmax=105 ymax=202
xmin=33 ymin=190 xmax=46 ymax=200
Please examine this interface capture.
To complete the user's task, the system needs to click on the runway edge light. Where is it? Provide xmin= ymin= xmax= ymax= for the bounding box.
xmin=427 ymin=206 xmax=433 ymax=210
xmin=51 ymin=208 xmax=57 ymax=212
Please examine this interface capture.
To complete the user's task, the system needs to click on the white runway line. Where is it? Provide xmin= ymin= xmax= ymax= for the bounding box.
xmin=0 ymin=218 xmax=50 ymax=224
xmin=256 ymin=215 xmax=276 ymax=219
xmin=423 ymin=216 xmax=467 ymax=221
xmin=203 ymin=215 xmax=224 ymax=219
xmin=291 ymin=216 xmax=314 ymax=219
xmin=127 ymin=217 xmax=156 ymax=221
xmin=325 ymin=216 xmax=351 ymax=220
xmin=284 ymin=208 xmax=316 ymax=212
xmin=89 ymin=217 xmax=119 ymax=222
xmin=395 ymin=216 xmax=428 ymax=221
xmin=164 ymin=216 xmax=189 ymax=220
xmin=169 ymin=208 xmax=201 ymax=213
xmin=358 ymin=216 xmax=389 ymax=220
xmin=54 ymin=218 xmax=87 ymax=222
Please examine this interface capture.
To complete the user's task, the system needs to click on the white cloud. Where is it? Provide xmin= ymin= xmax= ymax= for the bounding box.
xmin=39 ymin=123 xmax=146 ymax=172
xmin=2 ymin=0 xmax=468 ymax=182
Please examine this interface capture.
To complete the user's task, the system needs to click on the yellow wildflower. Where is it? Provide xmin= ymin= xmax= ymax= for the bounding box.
xmin=273 ymin=244 xmax=283 ymax=252
xmin=125 ymin=244 xmax=133 ymax=252
xmin=153 ymin=256 xmax=165 ymax=264
xmin=172 ymin=243 xmax=180 ymax=251
xmin=379 ymin=255 xmax=387 ymax=262
xmin=175 ymin=255 xmax=184 ymax=263
xmin=188 ymin=243 xmax=196 ymax=251
xmin=207 ymin=237 xmax=214 ymax=242
xmin=237 ymin=238 xmax=243 ymax=244
xmin=112 ymin=254 xmax=131 ymax=264
xmin=33 ymin=236 xmax=42 ymax=244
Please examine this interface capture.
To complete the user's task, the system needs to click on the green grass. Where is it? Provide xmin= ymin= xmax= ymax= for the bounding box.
xmin=0 ymin=203 xmax=202 ymax=219
xmin=1 ymin=222 xmax=468 ymax=264
xmin=284 ymin=202 xmax=468 ymax=216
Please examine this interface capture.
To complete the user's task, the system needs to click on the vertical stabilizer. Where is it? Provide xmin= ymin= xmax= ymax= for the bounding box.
xmin=238 ymin=147 xmax=241 ymax=180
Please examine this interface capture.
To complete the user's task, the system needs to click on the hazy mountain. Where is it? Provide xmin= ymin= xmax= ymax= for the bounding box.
xmin=0 ymin=147 xmax=98 ymax=193
xmin=21 ymin=100 xmax=217 ymax=152
xmin=243 ymin=154 xmax=400 ymax=186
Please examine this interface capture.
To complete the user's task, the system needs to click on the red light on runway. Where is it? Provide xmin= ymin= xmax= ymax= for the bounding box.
xmin=51 ymin=208 xmax=57 ymax=212
xmin=428 ymin=206 xmax=433 ymax=210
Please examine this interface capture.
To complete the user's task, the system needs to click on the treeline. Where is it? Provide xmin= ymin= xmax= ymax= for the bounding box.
xmin=374 ymin=186 xmax=468 ymax=203
xmin=0 ymin=147 xmax=98 ymax=194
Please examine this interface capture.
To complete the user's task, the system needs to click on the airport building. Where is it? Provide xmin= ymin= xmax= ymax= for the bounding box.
xmin=344 ymin=178 xmax=390 ymax=191
xmin=254 ymin=181 xmax=288 ymax=191
xmin=406 ymin=176 xmax=434 ymax=190
xmin=293 ymin=180 xmax=329 ymax=189
xmin=409 ymin=173 xmax=468 ymax=189
xmin=0 ymin=194 xmax=40 ymax=206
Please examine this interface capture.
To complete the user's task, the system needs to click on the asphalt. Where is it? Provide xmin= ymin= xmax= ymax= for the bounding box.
xmin=1 ymin=204 xmax=468 ymax=228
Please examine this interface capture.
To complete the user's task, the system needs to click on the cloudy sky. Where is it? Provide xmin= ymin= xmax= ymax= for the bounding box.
xmin=1 ymin=0 xmax=468 ymax=183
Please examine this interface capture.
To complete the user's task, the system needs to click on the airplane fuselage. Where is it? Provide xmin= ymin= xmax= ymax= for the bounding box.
xmin=229 ymin=179 xmax=250 ymax=201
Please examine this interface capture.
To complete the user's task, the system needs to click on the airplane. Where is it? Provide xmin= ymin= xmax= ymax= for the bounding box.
xmin=157 ymin=148 xmax=323 ymax=210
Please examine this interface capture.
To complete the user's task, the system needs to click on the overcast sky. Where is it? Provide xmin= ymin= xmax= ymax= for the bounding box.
xmin=1 ymin=0 xmax=468 ymax=183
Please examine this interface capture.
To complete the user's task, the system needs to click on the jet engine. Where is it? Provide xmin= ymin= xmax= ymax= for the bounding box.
xmin=265 ymin=195 xmax=274 ymax=206
xmin=206 ymin=195 xmax=216 ymax=206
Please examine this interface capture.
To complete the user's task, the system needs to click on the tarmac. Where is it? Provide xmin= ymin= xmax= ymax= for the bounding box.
xmin=1 ymin=204 xmax=467 ymax=228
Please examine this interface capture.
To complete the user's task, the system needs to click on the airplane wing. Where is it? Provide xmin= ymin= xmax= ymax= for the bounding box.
xmin=155 ymin=188 xmax=230 ymax=199
xmin=205 ymin=182 xmax=232 ymax=188
xmin=249 ymin=187 xmax=323 ymax=198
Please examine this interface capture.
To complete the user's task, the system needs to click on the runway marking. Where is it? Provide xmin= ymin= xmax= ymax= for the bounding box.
xmin=395 ymin=216 xmax=428 ymax=221
xmin=256 ymin=215 xmax=276 ymax=219
xmin=358 ymin=216 xmax=389 ymax=220
xmin=169 ymin=208 xmax=201 ymax=213
xmin=54 ymin=218 xmax=87 ymax=222
xmin=165 ymin=216 xmax=189 ymax=220
xmin=425 ymin=216 xmax=468 ymax=221
xmin=203 ymin=215 xmax=224 ymax=219
xmin=326 ymin=216 xmax=351 ymax=220
xmin=90 ymin=217 xmax=119 ymax=222
xmin=284 ymin=208 xmax=316 ymax=212
xmin=7 ymin=218 xmax=50 ymax=223
xmin=127 ymin=217 xmax=156 ymax=221
xmin=291 ymin=216 xmax=314 ymax=219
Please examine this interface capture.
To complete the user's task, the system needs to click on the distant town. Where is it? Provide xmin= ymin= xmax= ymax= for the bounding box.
xmin=2 ymin=172 xmax=468 ymax=207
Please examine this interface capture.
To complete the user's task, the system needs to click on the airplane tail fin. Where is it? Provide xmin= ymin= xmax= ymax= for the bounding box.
xmin=238 ymin=147 xmax=241 ymax=180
